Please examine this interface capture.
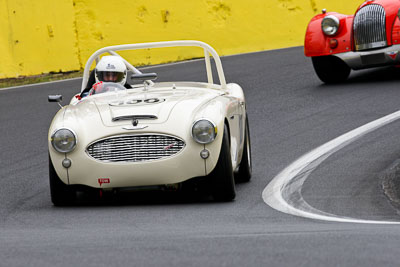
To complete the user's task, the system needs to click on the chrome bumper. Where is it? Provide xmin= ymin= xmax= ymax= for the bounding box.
xmin=334 ymin=44 xmax=400 ymax=70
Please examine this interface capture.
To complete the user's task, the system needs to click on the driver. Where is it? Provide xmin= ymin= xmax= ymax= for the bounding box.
xmin=81 ymin=56 xmax=132 ymax=97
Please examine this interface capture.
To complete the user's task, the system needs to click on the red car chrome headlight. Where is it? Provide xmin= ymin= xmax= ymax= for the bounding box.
xmin=321 ymin=15 xmax=340 ymax=36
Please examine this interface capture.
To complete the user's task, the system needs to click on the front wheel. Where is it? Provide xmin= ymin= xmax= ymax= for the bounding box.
xmin=311 ymin=56 xmax=351 ymax=84
xmin=49 ymin=155 xmax=76 ymax=206
xmin=235 ymin=115 xmax=252 ymax=182
xmin=208 ymin=124 xmax=236 ymax=201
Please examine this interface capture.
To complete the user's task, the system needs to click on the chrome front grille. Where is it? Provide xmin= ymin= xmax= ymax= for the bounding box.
xmin=86 ymin=134 xmax=185 ymax=162
xmin=353 ymin=4 xmax=387 ymax=51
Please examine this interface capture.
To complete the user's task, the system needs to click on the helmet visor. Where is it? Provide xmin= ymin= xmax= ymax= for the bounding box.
xmin=97 ymin=71 xmax=125 ymax=83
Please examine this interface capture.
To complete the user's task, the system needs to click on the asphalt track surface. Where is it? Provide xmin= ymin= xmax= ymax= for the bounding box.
xmin=2 ymin=47 xmax=400 ymax=266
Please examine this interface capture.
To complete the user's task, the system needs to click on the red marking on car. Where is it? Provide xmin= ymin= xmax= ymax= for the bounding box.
xmin=90 ymin=82 xmax=104 ymax=96
xmin=98 ymin=178 xmax=110 ymax=186
xmin=163 ymin=142 xmax=177 ymax=150
xmin=387 ymin=52 xmax=397 ymax=60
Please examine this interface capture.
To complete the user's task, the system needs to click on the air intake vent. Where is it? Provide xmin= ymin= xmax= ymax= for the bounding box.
xmin=87 ymin=134 xmax=185 ymax=162
xmin=353 ymin=4 xmax=387 ymax=51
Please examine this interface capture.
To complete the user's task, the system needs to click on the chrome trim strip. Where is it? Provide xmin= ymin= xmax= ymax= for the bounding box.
xmin=122 ymin=125 xmax=149 ymax=130
xmin=334 ymin=44 xmax=400 ymax=70
xmin=356 ymin=41 xmax=388 ymax=51
xmin=112 ymin=115 xmax=158 ymax=122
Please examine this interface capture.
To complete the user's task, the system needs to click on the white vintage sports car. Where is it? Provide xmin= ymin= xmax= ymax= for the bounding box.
xmin=48 ymin=40 xmax=251 ymax=205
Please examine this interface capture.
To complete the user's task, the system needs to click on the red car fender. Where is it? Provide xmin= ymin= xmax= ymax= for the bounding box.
xmin=304 ymin=12 xmax=353 ymax=57
xmin=392 ymin=16 xmax=400 ymax=45
xmin=305 ymin=1 xmax=400 ymax=58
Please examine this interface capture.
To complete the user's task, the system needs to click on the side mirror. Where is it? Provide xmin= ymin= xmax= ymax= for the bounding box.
xmin=131 ymin=73 xmax=157 ymax=82
xmin=48 ymin=95 xmax=63 ymax=102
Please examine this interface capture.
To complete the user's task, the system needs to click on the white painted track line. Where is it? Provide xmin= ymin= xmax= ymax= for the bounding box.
xmin=263 ymin=110 xmax=400 ymax=224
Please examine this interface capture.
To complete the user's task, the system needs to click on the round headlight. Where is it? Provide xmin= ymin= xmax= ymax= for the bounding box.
xmin=192 ymin=120 xmax=217 ymax=144
xmin=51 ymin=128 xmax=77 ymax=153
xmin=321 ymin=15 xmax=340 ymax=36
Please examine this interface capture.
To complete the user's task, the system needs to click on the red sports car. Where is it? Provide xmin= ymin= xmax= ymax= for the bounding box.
xmin=305 ymin=0 xmax=400 ymax=83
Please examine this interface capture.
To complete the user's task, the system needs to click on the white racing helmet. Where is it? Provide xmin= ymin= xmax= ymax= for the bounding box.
xmin=95 ymin=56 xmax=127 ymax=86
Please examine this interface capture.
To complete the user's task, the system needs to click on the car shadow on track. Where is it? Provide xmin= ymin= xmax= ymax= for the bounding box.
xmin=55 ymin=180 xmax=249 ymax=207
xmin=350 ymin=66 xmax=400 ymax=83
xmin=319 ymin=66 xmax=400 ymax=87
xmin=73 ymin=188 xmax=213 ymax=207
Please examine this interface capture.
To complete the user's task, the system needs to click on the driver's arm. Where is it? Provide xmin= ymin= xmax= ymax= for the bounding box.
xmin=80 ymin=70 xmax=96 ymax=97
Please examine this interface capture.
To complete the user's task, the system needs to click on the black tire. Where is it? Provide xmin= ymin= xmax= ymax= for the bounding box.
xmin=208 ymin=124 xmax=236 ymax=201
xmin=49 ymin=155 xmax=76 ymax=206
xmin=235 ymin=116 xmax=252 ymax=182
xmin=311 ymin=56 xmax=351 ymax=84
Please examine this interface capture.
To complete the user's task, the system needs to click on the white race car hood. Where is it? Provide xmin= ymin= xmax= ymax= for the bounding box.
xmin=73 ymin=85 xmax=223 ymax=127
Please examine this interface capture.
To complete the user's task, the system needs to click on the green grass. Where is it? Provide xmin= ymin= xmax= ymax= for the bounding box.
xmin=0 ymin=71 xmax=83 ymax=89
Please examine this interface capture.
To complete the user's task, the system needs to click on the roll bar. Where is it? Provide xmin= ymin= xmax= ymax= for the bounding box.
xmin=80 ymin=40 xmax=227 ymax=92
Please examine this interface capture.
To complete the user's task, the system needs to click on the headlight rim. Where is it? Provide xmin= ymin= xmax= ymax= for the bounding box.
xmin=321 ymin=15 xmax=340 ymax=36
xmin=191 ymin=119 xmax=217 ymax=144
xmin=50 ymin=128 xmax=77 ymax=153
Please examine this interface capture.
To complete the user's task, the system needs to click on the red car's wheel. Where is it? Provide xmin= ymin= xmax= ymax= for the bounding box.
xmin=312 ymin=56 xmax=351 ymax=84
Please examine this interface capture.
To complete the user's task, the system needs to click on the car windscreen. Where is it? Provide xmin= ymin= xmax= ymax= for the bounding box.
xmin=88 ymin=82 xmax=127 ymax=96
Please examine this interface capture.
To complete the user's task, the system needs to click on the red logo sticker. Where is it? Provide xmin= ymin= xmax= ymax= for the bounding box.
xmin=163 ymin=142 xmax=177 ymax=150
xmin=98 ymin=178 xmax=110 ymax=186
xmin=387 ymin=51 xmax=398 ymax=60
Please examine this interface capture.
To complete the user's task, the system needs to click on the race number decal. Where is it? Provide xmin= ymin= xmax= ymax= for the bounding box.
xmin=98 ymin=178 xmax=110 ymax=186
xmin=109 ymin=98 xmax=165 ymax=106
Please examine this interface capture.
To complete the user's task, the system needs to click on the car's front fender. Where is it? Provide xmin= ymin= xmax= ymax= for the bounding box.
xmin=304 ymin=12 xmax=353 ymax=58
xmin=193 ymin=95 xmax=238 ymax=175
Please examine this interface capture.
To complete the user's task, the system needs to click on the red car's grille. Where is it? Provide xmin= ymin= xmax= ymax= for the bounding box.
xmin=86 ymin=134 xmax=185 ymax=162
xmin=353 ymin=4 xmax=387 ymax=51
